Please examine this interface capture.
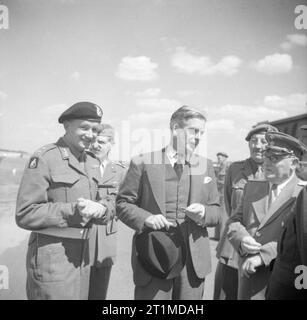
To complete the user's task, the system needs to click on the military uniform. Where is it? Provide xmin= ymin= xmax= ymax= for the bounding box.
xmin=16 ymin=137 xmax=110 ymax=300
xmin=214 ymin=157 xmax=263 ymax=300
xmin=88 ymin=160 xmax=126 ymax=300
xmin=214 ymin=160 xmax=230 ymax=240
xmin=266 ymin=184 xmax=307 ymax=300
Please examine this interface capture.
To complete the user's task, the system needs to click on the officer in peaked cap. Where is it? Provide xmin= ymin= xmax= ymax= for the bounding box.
xmin=88 ymin=123 xmax=127 ymax=300
xmin=266 ymin=131 xmax=307 ymax=300
xmin=16 ymin=101 xmax=110 ymax=300
xmin=214 ymin=123 xmax=278 ymax=300
xmin=265 ymin=131 xmax=306 ymax=159
xmin=225 ymin=130 xmax=306 ymax=300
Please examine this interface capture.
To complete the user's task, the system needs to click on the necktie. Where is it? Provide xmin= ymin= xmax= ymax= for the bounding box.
xmin=174 ymin=161 xmax=184 ymax=180
xmin=268 ymin=184 xmax=278 ymax=210
xmin=254 ymin=165 xmax=264 ymax=180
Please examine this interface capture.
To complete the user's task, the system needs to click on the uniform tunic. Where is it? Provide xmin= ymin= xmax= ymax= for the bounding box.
xmin=16 ymin=137 xmax=106 ymax=300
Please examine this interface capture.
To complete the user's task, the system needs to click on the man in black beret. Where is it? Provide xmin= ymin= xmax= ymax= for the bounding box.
xmin=226 ymin=131 xmax=306 ymax=299
xmin=16 ymin=101 xmax=111 ymax=300
xmin=117 ymin=105 xmax=221 ymax=300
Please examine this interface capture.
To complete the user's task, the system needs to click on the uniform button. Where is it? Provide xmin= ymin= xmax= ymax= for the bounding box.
xmin=255 ymin=231 xmax=261 ymax=237
xmin=80 ymin=230 xmax=83 ymax=234
xmin=281 ymin=221 xmax=285 ymax=227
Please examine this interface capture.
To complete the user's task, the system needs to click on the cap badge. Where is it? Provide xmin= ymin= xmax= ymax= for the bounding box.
xmin=96 ymin=106 xmax=102 ymax=117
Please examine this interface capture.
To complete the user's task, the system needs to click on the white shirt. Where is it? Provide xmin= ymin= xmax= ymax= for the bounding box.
xmin=269 ymin=171 xmax=295 ymax=205
xmin=165 ymin=145 xmax=187 ymax=167
xmin=99 ymin=158 xmax=109 ymax=177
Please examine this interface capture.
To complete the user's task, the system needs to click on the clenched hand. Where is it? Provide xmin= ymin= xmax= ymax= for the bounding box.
xmin=77 ymin=198 xmax=107 ymax=221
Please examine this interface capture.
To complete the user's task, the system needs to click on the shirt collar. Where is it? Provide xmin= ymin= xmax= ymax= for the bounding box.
xmin=269 ymin=171 xmax=295 ymax=196
xmin=166 ymin=145 xmax=177 ymax=167
xmin=100 ymin=158 xmax=109 ymax=169
xmin=61 ymin=136 xmax=85 ymax=161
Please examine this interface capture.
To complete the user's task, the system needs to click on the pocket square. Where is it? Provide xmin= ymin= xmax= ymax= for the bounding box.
xmin=203 ymin=176 xmax=212 ymax=184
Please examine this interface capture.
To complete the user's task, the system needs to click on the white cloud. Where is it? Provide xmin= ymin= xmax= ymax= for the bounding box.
xmin=40 ymin=103 xmax=68 ymax=116
xmin=116 ymin=56 xmax=159 ymax=81
xmin=133 ymin=88 xmax=161 ymax=98
xmin=0 ymin=90 xmax=8 ymax=100
xmin=70 ymin=71 xmax=81 ymax=81
xmin=171 ymin=47 xmax=242 ymax=76
xmin=263 ymin=93 xmax=307 ymax=113
xmin=207 ymin=119 xmax=235 ymax=131
xmin=136 ymin=98 xmax=181 ymax=110
xmin=252 ymin=53 xmax=293 ymax=75
xmin=176 ymin=90 xmax=198 ymax=97
xmin=209 ymin=104 xmax=288 ymax=124
xmin=281 ymin=34 xmax=307 ymax=50
xmin=128 ymin=111 xmax=171 ymax=125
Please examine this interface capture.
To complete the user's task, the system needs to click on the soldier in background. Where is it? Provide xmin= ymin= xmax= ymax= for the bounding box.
xmin=297 ymin=125 xmax=307 ymax=181
xmin=88 ymin=124 xmax=127 ymax=300
xmin=213 ymin=152 xmax=230 ymax=240
xmin=214 ymin=124 xmax=278 ymax=300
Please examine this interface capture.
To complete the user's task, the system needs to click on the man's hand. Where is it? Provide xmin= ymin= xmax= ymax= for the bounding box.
xmin=241 ymin=254 xmax=263 ymax=278
xmin=144 ymin=214 xmax=176 ymax=230
xmin=77 ymin=198 xmax=107 ymax=221
xmin=183 ymin=203 xmax=205 ymax=226
xmin=240 ymin=236 xmax=262 ymax=255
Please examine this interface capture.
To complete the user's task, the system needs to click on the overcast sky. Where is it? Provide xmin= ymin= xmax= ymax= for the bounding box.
xmin=0 ymin=0 xmax=306 ymax=161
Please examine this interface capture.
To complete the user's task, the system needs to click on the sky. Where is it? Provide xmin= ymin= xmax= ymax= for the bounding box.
xmin=0 ymin=0 xmax=306 ymax=161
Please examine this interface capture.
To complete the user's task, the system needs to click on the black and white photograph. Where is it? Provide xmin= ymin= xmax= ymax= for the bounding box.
xmin=0 ymin=0 xmax=307 ymax=304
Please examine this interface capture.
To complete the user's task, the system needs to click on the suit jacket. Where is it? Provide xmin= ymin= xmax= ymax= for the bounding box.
xmin=266 ymin=184 xmax=307 ymax=300
xmin=227 ymin=174 xmax=303 ymax=299
xmin=216 ymin=158 xmax=258 ymax=268
xmin=116 ymin=149 xmax=221 ymax=286
xmin=89 ymin=160 xmax=127 ymax=267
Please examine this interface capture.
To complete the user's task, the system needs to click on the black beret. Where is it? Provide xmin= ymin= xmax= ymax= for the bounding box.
xmin=217 ymin=152 xmax=228 ymax=158
xmin=265 ymin=131 xmax=307 ymax=160
xmin=245 ymin=124 xmax=278 ymax=141
xmin=135 ymin=226 xmax=186 ymax=280
xmin=58 ymin=101 xmax=103 ymax=124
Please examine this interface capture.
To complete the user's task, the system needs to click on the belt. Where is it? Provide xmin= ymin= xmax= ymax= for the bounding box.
xmin=34 ymin=226 xmax=91 ymax=239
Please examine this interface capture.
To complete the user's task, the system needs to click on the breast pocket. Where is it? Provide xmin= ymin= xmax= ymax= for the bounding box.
xmin=48 ymin=173 xmax=80 ymax=202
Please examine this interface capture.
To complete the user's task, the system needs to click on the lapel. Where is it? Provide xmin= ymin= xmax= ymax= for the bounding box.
xmin=145 ymin=149 xmax=166 ymax=214
xmin=189 ymin=153 xmax=205 ymax=204
xmin=258 ymin=175 xmax=299 ymax=230
xmin=102 ymin=161 xmax=116 ymax=184
xmin=251 ymin=182 xmax=270 ymax=224
xmin=57 ymin=138 xmax=87 ymax=176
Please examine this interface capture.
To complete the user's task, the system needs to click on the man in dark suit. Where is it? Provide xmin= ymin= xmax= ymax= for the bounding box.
xmin=266 ymin=184 xmax=307 ymax=300
xmin=88 ymin=124 xmax=127 ymax=300
xmin=226 ymin=131 xmax=306 ymax=299
xmin=116 ymin=106 xmax=220 ymax=300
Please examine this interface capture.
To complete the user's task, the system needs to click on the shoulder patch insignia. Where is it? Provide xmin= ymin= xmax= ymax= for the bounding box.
xmin=28 ymin=157 xmax=39 ymax=169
